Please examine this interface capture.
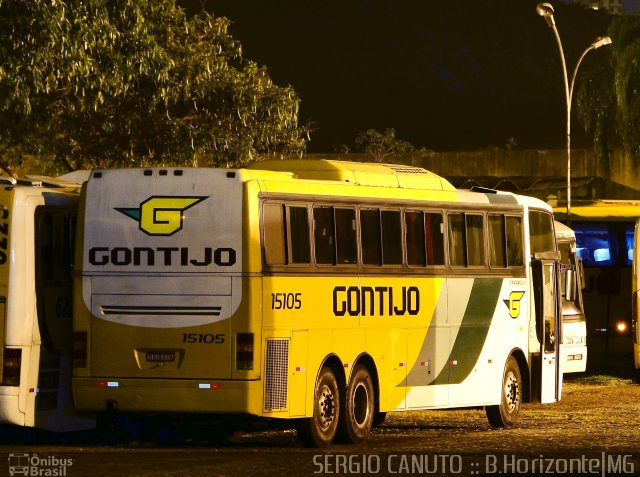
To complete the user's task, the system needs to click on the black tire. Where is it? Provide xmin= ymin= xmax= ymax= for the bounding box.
xmin=486 ymin=356 xmax=522 ymax=428
xmin=372 ymin=411 xmax=387 ymax=428
xmin=339 ymin=364 xmax=374 ymax=443
xmin=297 ymin=366 xmax=340 ymax=447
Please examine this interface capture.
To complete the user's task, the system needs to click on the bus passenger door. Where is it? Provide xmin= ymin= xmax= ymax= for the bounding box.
xmin=531 ymin=258 xmax=561 ymax=403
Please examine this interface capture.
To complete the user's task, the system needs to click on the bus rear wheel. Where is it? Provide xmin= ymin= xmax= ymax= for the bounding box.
xmin=339 ymin=364 xmax=374 ymax=443
xmin=486 ymin=356 xmax=521 ymax=428
xmin=297 ymin=366 xmax=340 ymax=447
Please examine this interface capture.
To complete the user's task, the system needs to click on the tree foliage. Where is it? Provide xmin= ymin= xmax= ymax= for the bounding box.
xmin=577 ymin=14 xmax=640 ymax=161
xmin=0 ymin=0 xmax=305 ymax=175
xmin=353 ymin=128 xmax=433 ymax=162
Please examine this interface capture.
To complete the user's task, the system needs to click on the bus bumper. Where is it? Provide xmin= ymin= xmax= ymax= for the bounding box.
xmin=72 ymin=378 xmax=266 ymax=416
xmin=562 ymin=345 xmax=587 ymax=373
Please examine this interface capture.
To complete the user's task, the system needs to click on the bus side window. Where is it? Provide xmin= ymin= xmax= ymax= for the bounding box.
xmin=287 ymin=206 xmax=311 ymax=264
xmin=263 ymin=203 xmax=286 ymax=266
xmin=405 ymin=210 xmax=445 ymax=267
xmin=381 ymin=209 xmax=402 ymax=265
xmin=489 ymin=214 xmax=507 ymax=268
xmin=506 ymin=216 xmax=524 ymax=266
xmin=425 ymin=212 xmax=445 ymax=265
xmin=466 ymin=213 xmax=485 ymax=267
xmin=405 ymin=210 xmax=426 ymax=267
xmin=448 ymin=212 xmax=466 ymax=267
xmin=335 ymin=208 xmax=357 ymax=265
xmin=361 ymin=208 xmax=382 ymax=266
xmin=313 ymin=206 xmax=336 ymax=265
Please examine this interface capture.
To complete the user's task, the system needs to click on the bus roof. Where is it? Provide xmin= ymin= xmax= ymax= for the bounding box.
xmin=247 ymin=159 xmax=551 ymax=210
xmin=247 ymin=159 xmax=456 ymax=191
xmin=554 ymin=220 xmax=575 ymax=241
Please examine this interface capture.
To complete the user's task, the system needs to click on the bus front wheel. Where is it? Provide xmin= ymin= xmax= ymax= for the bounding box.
xmin=486 ymin=356 xmax=522 ymax=428
xmin=297 ymin=366 xmax=340 ymax=447
xmin=340 ymin=364 xmax=374 ymax=443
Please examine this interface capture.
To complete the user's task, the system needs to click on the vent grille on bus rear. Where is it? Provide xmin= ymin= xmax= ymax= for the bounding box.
xmin=264 ymin=339 xmax=289 ymax=411
xmin=100 ymin=305 xmax=221 ymax=316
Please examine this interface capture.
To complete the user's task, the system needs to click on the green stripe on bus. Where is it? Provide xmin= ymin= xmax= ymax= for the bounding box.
xmin=431 ymin=278 xmax=502 ymax=385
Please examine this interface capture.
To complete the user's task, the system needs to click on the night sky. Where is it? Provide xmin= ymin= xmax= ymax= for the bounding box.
xmin=184 ymin=1 xmax=614 ymax=153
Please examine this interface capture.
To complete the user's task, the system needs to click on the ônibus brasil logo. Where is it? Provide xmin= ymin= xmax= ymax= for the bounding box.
xmin=116 ymin=196 xmax=207 ymax=236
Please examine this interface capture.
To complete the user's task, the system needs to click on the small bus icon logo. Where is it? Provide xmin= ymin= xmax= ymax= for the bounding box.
xmin=8 ymin=453 xmax=29 ymax=476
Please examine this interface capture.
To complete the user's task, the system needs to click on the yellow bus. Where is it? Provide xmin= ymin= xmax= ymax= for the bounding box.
xmin=72 ymin=160 xmax=563 ymax=446
xmin=554 ymin=200 xmax=638 ymax=371
xmin=0 ymin=172 xmax=94 ymax=431
xmin=554 ymin=221 xmax=587 ymax=373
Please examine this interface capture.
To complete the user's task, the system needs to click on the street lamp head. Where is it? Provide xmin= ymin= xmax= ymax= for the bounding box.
xmin=591 ymin=36 xmax=612 ymax=49
xmin=536 ymin=3 xmax=556 ymax=27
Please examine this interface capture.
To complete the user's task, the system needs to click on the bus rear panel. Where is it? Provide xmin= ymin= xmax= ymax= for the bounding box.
xmin=72 ymin=168 xmax=260 ymax=414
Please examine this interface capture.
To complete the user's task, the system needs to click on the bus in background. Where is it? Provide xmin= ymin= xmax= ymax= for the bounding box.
xmin=73 ymin=160 xmax=563 ymax=447
xmin=633 ymin=219 xmax=640 ymax=378
xmin=554 ymin=200 xmax=639 ymax=370
xmin=554 ymin=221 xmax=587 ymax=373
xmin=0 ymin=172 xmax=93 ymax=431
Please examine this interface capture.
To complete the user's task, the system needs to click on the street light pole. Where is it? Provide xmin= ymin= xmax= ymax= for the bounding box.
xmin=536 ymin=3 xmax=611 ymax=221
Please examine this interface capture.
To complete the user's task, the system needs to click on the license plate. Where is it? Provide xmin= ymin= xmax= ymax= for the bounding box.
xmin=146 ymin=351 xmax=176 ymax=363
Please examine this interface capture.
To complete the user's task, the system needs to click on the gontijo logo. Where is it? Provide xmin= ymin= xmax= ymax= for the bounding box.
xmin=504 ymin=291 xmax=526 ymax=319
xmin=116 ymin=196 xmax=207 ymax=236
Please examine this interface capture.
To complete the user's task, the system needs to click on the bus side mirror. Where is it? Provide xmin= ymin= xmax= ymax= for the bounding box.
xmin=564 ymin=268 xmax=576 ymax=302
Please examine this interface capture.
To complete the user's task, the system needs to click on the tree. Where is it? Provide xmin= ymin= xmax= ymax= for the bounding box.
xmin=577 ymin=14 xmax=640 ymax=162
xmin=354 ymin=128 xmax=414 ymax=162
xmin=353 ymin=128 xmax=433 ymax=163
xmin=0 ymin=0 xmax=305 ymax=176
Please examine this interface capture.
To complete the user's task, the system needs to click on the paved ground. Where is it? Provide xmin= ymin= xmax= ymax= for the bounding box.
xmin=1 ymin=378 xmax=639 ymax=476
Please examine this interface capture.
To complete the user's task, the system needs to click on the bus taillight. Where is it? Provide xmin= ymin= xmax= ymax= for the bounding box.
xmin=236 ymin=333 xmax=254 ymax=370
xmin=1 ymin=348 xmax=22 ymax=386
xmin=74 ymin=332 xmax=88 ymax=368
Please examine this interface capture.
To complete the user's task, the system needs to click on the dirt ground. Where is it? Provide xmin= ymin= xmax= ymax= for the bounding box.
xmin=1 ymin=378 xmax=639 ymax=476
